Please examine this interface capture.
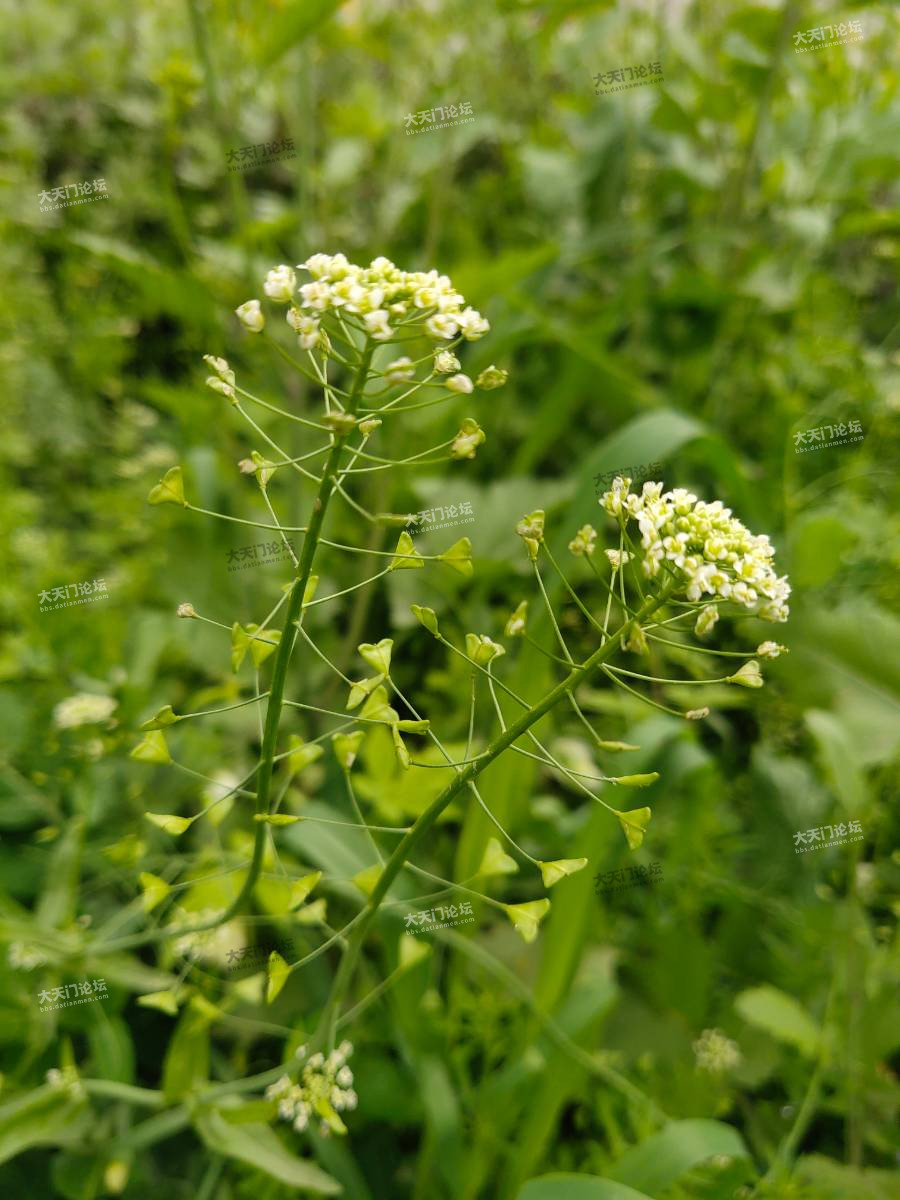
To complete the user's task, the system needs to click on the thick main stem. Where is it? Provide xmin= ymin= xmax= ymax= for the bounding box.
xmin=317 ymin=579 xmax=675 ymax=1045
xmin=224 ymin=343 xmax=375 ymax=917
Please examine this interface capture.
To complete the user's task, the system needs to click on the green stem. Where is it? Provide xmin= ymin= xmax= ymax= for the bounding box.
xmin=316 ymin=580 xmax=675 ymax=1046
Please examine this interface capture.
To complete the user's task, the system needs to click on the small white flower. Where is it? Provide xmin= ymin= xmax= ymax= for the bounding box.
xmin=287 ymin=310 xmax=321 ymax=349
xmin=604 ymin=548 xmax=633 ymax=568
xmin=425 ymin=313 xmax=459 ymax=340
xmin=263 ymin=264 xmax=296 ymax=303
xmin=445 ymin=373 xmax=474 ymax=394
xmin=385 ymin=356 xmax=415 ymax=385
xmin=336 ymin=1065 xmax=354 ymax=1087
xmin=235 ymin=300 xmax=265 ymax=332
xmin=756 ymin=641 xmax=787 ymax=659
xmin=434 ymin=350 xmax=461 ymax=373
xmin=53 ymin=693 xmax=117 ymax=730
xmin=363 ymin=310 xmax=393 ymax=341
xmin=456 ymin=306 xmax=490 ymax=339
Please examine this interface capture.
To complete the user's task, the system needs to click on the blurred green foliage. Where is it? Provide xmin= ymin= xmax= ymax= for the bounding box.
xmin=1 ymin=0 xmax=898 ymax=1197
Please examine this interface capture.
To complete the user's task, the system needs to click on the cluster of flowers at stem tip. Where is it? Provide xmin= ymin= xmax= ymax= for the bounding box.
xmin=693 ymin=1028 xmax=742 ymax=1074
xmin=598 ymin=476 xmax=791 ymax=624
xmin=265 ymin=1041 xmax=357 ymax=1137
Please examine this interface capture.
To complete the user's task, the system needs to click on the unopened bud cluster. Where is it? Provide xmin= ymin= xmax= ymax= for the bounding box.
xmin=266 ymin=1041 xmax=358 ymax=1137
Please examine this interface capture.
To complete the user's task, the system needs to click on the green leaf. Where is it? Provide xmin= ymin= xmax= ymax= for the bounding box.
xmin=162 ymin=1003 xmax=212 ymax=1102
xmin=437 ymin=536 xmax=474 ymax=577
xmin=194 ymin=1109 xmax=340 ymax=1193
xmin=517 ymin=1176 xmax=654 ymax=1200
xmin=144 ymin=813 xmax=194 ymax=836
xmin=389 ymin=530 xmax=425 ymax=571
xmin=140 ymin=704 xmax=182 ymax=730
xmin=617 ymin=807 xmax=652 ymax=849
xmin=538 ymin=858 xmax=588 ymax=888
xmin=138 ymin=871 xmax=171 ymax=912
xmin=266 ymin=952 xmax=291 ymax=1004
xmin=0 ymin=1086 xmax=90 ymax=1167
xmin=734 ymin=985 xmax=820 ymax=1057
xmin=129 ymin=730 xmax=172 ymax=765
xmin=136 ymin=990 xmax=180 ymax=1016
xmin=353 ymin=864 xmax=383 ymax=897
xmin=290 ymin=871 xmax=322 ymax=909
xmin=147 ymin=465 xmax=186 ymax=506
xmin=609 ymin=1119 xmax=749 ymax=1194
xmin=256 ymin=0 xmax=344 ymax=68
xmin=478 ymin=836 xmax=519 ymax=876
xmin=503 ymin=899 xmax=551 ymax=944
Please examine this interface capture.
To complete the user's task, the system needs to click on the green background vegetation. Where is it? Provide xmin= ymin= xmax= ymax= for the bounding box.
xmin=1 ymin=0 xmax=898 ymax=1197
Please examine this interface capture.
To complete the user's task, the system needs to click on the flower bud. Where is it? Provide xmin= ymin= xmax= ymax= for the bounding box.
xmin=504 ymin=600 xmax=528 ymax=637
xmin=515 ymin=510 xmax=545 ymax=562
xmin=686 ymin=707 xmax=710 ymax=721
xmin=206 ymin=376 xmax=236 ymax=402
xmin=323 ymin=412 xmax=359 ymax=437
xmin=287 ymin=309 xmax=321 ymax=349
xmin=385 ymin=356 xmax=415 ymax=385
xmin=238 ymin=458 xmax=257 ymax=474
xmin=451 ymin=417 xmax=485 ymax=459
xmin=235 ymin=299 xmax=265 ymax=332
xmin=445 ymin=373 xmax=474 ymax=395
xmin=475 ymin=365 xmax=508 ymax=390
xmin=568 ymin=525 xmax=596 ymax=557
xmin=756 ymin=641 xmax=787 ymax=659
xmin=263 ymin=264 xmax=296 ymax=303
xmin=604 ymin=549 xmax=633 ymax=569
xmin=434 ymin=350 xmax=460 ymax=374
xmin=176 ymin=603 xmax=196 ymax=618
xmin=359 ymin=417 xmax=382 ymax=436
xmin=694 ymin=606 xmax=719 ymax=639
xmin=202 ymin=354 xmax=234 ymax=384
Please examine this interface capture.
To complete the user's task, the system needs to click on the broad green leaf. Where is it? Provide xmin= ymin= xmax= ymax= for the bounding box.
xmin=734 ymin=985 xmax=820 ymax=1057
xmin=389 ymin=531 xmax=424 ymax=570
xmin=129 ymin=730 xmax=171 ymax=765
xmin=517 ymin=1176 xmax=653 ymax=1200
xmin=138 ymin=871 xmax=171 ymax=912
xmin=144 ymin=813 xmax=194 ymax=836
xmin=609 ymin=1119 xmax=749 ymax=1194
xmin=478 ymin=837 xmax=519 ymax=876
xmin=0 ymin=1086 xmax=91 ymax=1166
xmin=266 ymin=952 xmax=291 ymax=1004
xmin=538 ymin=858 xmax=588 ymax=888
xmin=503 ymin=899 xmax=551 ymax=944
xmin=617 ymin=807 xmax=652 ymax=849
xmin=147 ymin=465 xmax=186 ymax=506
xmin=194 ymin=1110 xmax=340 ymax=1193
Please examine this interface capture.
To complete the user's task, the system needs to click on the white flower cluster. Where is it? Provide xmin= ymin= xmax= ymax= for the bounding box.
xmin=266 ymin=1041 xmax=357 ymax=1137
xmin=8 ymin=942 xmax=48 ymax=970
xmin=600 ymin=478 xmax=790 ymax=622
xmin=240 ymin=254 xmax=490 ymax=347
xmin=53 ymin=693 xmax=117 ymax=730
xmin=693 ymin=1028 xmax=742 ymax=1074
